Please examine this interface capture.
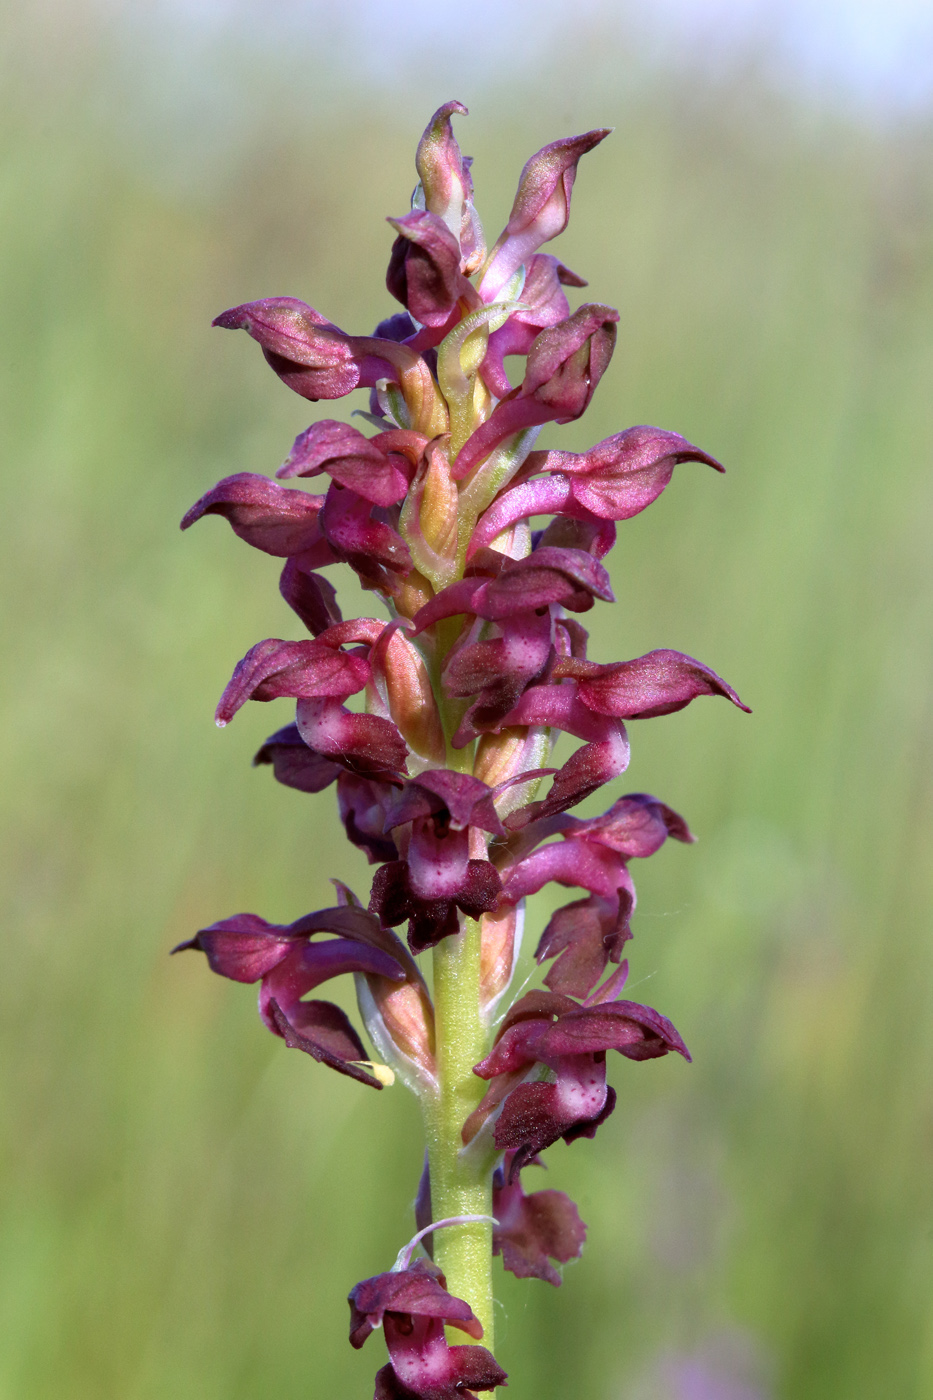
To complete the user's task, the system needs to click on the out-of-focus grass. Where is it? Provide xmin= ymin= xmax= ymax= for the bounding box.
xmin=1 ymin=25 xmax=932 ymax=1400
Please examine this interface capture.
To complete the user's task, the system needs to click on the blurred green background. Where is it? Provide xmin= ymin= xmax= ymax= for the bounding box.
xmin=2 ymin=3 xmax=932 ymax=1397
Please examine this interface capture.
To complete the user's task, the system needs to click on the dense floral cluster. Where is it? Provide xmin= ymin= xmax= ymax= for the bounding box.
xmin=175 ymin=103 xmax=748 ymax=1396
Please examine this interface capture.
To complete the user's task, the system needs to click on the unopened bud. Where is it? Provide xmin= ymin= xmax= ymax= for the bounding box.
xmin=416 ymin=101 xmax=470 ymax=239
xmin=415 ymin=102 xmax=486 ymax=274
xmin=479 ymin=128 xmax=610 ymax=298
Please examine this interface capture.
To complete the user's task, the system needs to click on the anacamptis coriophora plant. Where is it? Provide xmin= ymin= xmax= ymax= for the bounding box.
xmin=175 ymin=102 xmax=749 ymax=1400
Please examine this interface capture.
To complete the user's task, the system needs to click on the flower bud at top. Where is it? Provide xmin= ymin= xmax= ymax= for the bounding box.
xmin=480 ymin=128 xmax=611 ymax=298
xmin=415 ymin=101 xmax=486 ymax=274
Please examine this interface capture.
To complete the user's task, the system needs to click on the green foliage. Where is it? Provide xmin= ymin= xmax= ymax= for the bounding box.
xmin=1 ymin=35 xmax=932 ymax=1400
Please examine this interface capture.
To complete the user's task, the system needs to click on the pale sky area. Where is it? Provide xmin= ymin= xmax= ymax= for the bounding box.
xmin=142 ymin=0 xmax=933 ymax=112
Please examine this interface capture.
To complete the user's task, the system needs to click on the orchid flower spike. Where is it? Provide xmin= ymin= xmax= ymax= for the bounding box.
xmin=178 ymin=102 xmax=748 ymax=1397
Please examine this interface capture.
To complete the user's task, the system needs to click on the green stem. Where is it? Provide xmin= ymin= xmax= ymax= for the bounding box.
xmin=426 ymin=915 xmax=494 ymax=1344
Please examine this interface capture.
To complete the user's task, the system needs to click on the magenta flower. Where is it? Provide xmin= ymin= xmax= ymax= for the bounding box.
xmin=492 ymin=1153 xmax=587 ymax=1286
xmin=177 ymin=102 xmax=748 ymax=1396
xmin=469 ymin=977 xmax=690 ymax=1176
xmin=349 ymin=1258 xmax=506 ymax=1400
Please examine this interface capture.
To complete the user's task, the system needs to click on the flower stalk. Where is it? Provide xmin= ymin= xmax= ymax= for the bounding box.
xmin=175 ymin=103 xmax=749 ymax=1399
xmin=429 ymin=917 xmax=495 ymax=1341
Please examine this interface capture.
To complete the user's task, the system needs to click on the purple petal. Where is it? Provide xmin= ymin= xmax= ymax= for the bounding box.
xmin=505 ymin=722 xmax=631 ymax=827
xmin=521 ymin=303 xmax=619 ymax=420
xmin=560 ymin=1083 xmax=617 ymax=1145
xmin=565 ymin=649 xmax=751 ymax=719
xmin=535 ymin=891 xmax=633 ymax=999
xmin=493 ymin=1167 xmax=586 ymax=1285
xmin=267 ymin=998 xmax=383 ymax=1087
xmin=253 ymin=723 xmax=342 ymax=794
xmin=215 ymin=638 xmax=369 ymax=725
xmin=171 ymin=913 xmax=298 ymax=982
xmin=260 ymin=937 xmax=405 ymax=1034
xmin=320 ymin=483 xmax=413 ymax=580
xmin=413 ymin=549 xmax=611 ymax=631
xmin=445 ymin=611 xmax=553 ymax=740
xmin=450 ymin=393 xmax=556 ymax=481
xmin=492 ymin=1077 xmax=610 ymax=1168
xmin=535 ymin=509 xmax=618 ymax=560
xmin=411 ymin=578 xmax=487 ymax=632
xmin=502 ymin=838 xmax=626 ymax=903
xmin=264 ymin=934 xmax=403 ymax=1001
xmin=289 ymin=903 xmax=412 ymax=963
xmin=369 ymin=859 xmax=416 ymax=927
xmin=511 ymin=255 xmax=585 ymax=328
xmin=215 ymin=298 xmax=444 ymax=417
xmin=408 ymin=829 xmax=502 ymax=911
xmin=180 ymin=473 xmax=325 ymax=556
xmin=457 ymin=861 xmax=503 ymax=917
xmin=407 ymin=824 xmax=472 ymax=900
xmin=480 ymin=129 xmax=610 ymax=297
xmin=213 ymin=297 xmax=367 ymax=400
xmin=556 ymin=425 xmax=724 ymax=520
xmin=473 ymin=1010 xmax=559 ymax=1080
xmin=387 ymin=210 xmax=475 ymax=328
xmin=583 ymin=960 xmax=631 ymax=1005
xmin=349 ymin=1262 xmax=482 ymax=1349
xmin=451 ymin=306 xmax=618 ymax=482
xmin=278 ymin=419 xmax=411 ymax=507
xmin=570 ymin=792 xmax=695 ymax=856
xmin=468 ymin=477 xmax=574 ymax=556
xmin=498 ymin=987 xmax=580 ymax=1033
xmin=278 ymin=562 xmax=343 ymax=636
xmin=370 ymin=861 xmax=459 ymax=953
xmin=480 ymin=254 xmax=584 ymax=395
xmin=506 ymin=132 xmax=611 ymax=242
xmin=372 ymin=310 xmax=418 ymax=343
xmin=383 ymin=771 xmax=504 ymax=835
xmin=337 ymin=773 xmax=400 ymax=863
xmin=415 ymin=101 xmax=485 ymax=272
xmin=295 ymin=697 xmax=409 ymax=778
xmin=483 ymin=546 xmax=614 ymax=614
xmin=497 ymin=683 xmax=604 ymax=738
xmin=369 ymin=859 xmax=498 ymax=954
xmin=384 ymin=1312 xmax=502 ymax=1400
xmin=439 ymin=1346 xmax=507 ymax=1396
xmin=537 ymin=1000 xmax=691 ymax=1062
xmin=415 ymin=102 xmax=470 ymax=229
xmin=374 ymin=1343 xmax=506 ymax=1400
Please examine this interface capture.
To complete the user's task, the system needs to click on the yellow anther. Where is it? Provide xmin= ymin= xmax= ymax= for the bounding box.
xmin=350 ymin=1061 xmax=396 ymax=1087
